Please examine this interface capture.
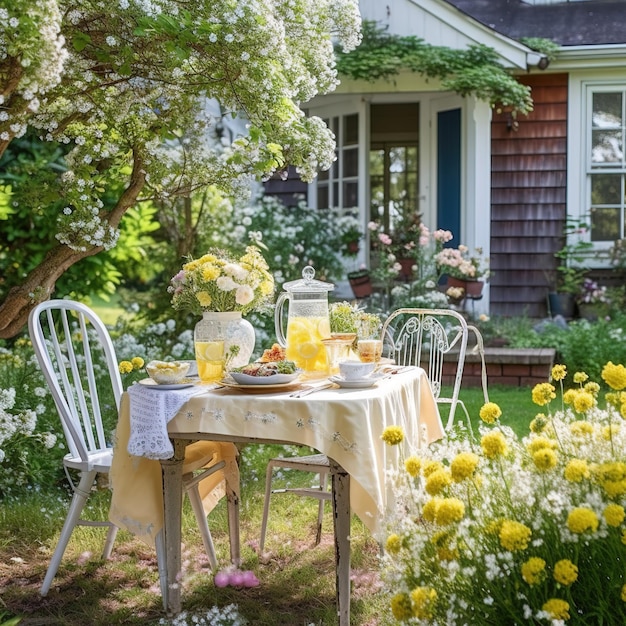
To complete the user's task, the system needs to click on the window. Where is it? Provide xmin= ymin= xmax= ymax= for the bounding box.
xmin=588 ymin=88 xmax=626 ymax=242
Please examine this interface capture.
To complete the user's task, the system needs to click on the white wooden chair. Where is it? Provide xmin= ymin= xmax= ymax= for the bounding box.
xmin=29 ymin=299 xmax=238 ymax=597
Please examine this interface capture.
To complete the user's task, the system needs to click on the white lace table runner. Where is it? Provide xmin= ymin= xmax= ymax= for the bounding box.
xmin=127 ymin=383 xmax=207 ymax=459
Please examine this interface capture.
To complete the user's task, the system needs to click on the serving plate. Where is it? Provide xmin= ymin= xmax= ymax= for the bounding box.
xmin=219 ymin=380 xmax=302 ymax=394
xmin=138 ymin=378 xmax=196 ymax=390
xmin=228 ymin=371 xmax=300 ymax=386
xmin=329 ymin=373 xmax=386 ymax=389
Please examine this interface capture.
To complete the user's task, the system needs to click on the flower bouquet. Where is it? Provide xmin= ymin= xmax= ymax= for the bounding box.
xmin=435 ymin=244 xmax=489 ymax=281
xmin=168 ymin=245 xmax=275 ymax=316
xmin=381 ymin=362 xmax=626 ymax=625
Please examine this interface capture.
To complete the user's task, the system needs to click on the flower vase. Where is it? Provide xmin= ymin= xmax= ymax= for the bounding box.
xmin=194 ymin=311 xmax=255 ymax=382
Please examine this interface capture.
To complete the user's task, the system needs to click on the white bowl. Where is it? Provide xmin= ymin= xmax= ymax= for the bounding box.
xmin=146 ymin=360 xmax=190 ymax=385
xmin=338 ymin=360 xmax=376 ymax=381
xmin=229 ymin=371 xmax=300 ymax=386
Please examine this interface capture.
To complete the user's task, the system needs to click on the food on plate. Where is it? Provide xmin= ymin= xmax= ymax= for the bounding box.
xmin=231 ymin=360 xmax=298 ymax=377
xmin=146 ymin=360 xmax=190 ymax=384
xmin=259 ymin=343 xmax=286 ymax=362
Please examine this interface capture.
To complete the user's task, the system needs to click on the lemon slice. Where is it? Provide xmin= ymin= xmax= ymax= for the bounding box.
xmin=298 ymin=341 xmax=320 ymax=359
xmin=196 ymin=341 xmax=224 ymax=361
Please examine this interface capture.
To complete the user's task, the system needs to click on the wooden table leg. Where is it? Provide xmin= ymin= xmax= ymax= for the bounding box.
xmin=161 ymin=439 xmax=186 ymax=615
xmin=329 ymin=457 xmax=351 ymax=626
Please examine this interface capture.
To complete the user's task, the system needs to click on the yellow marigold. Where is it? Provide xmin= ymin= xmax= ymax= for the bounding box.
xmin=527 ymin=436 xmax=557 ymax=453
xmin=422 ymin=498 xmax=440 ymax=523
xmin=131 ymin=356 xmax=145 ymax=369
xmin=569 ymin=421 xmax=594 ymax=437
xmin=602 ymin=361 xmax=626 ymax=390
xmin=567 ymin=507 xmax=599 ymax=534
xmin=603 ymin=503 xmax=625 ymax=527
xmin=410 ymin=586 xmax=437 ymax=620
xmin=201 ymin=265 xmax=221 ymax=281
xmin=435 ymin=498 xmax=465 ymax=526
xmin=196 ymin=291 xmax=212 ymax=307
xmin=542 ymin=598 xmax=570 ymax=621
xmin=532 ymin=382 xmax=556 ymax=406
xmin=422 ymin=460 xmax=444 ymax=478
xmin=481 ymin=431 xmax=508 ymax=459
xmin=118 ymin=360 xmax=133 ymax=374
xmin=573 ymin=371 xmax=588 ymax=384
xmin=532 ymin=448 xmax=558 ymax=472
xmin=584 ymin=381 xmax=600 ymax=396
xmin=530 ymin=414 xmax=548 ymax=433
xmin=390 ymin=593 xmax=412 ymax=621
xmin=564 ymin=459 xmax=590 ymax=482
xmin=553 ymin=559 xmax=578 ymax=586
xmin=573 ymin=391 xmax=595 ymax=413
xmin=479 ymin=402 xmax=502 ymax=424
xmin=381 ymin=425 xmax=404 ymax=446
xmin=499 ymin=520 xmax=532 ymax=552
xmin=385 ymin=533 xmax=402 ymax=554
xmin=521 ymin=557 xmax=546 ymax=585
xmin=425 ymin=469 xmax=452 ymax=496
xmin=404 ymin=455 xmax=421 ymax=477
xmin=563 ymin=388 xmax=578 ymax=406
xmin=450 ymin=452 xmax=479 ymax=482
xmin=551 ymin=364 xmax=567 ymax=381
xmin=622 ymin=584 xmax=626 ymax=602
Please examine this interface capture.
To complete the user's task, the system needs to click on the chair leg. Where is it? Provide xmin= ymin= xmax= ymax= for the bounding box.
xmin=102 ymin=524 xmax=119 ymax=560
xmin=40 ymin=470 xmax=97 ymax=596
xmin=314 ymin=471 xmax=329 ymax=545
xmin=259 ymin=460 xmax=277 ymax=554
xmin=186 ymin=482 xmax=218 ymax=570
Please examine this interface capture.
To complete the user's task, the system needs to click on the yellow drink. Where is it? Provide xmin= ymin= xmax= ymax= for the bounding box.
xmin=285 ymin=315 xmax=330 ymax=378
xmin=195 ymin=340 xmax=225 ymax=383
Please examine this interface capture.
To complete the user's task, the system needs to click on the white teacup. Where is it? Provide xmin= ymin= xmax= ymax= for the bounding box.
xmin=338 ymin=360 xmax=376 ymax=381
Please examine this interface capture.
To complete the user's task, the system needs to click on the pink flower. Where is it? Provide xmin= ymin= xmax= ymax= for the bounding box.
xmin=379 ymin=233 xmax=392 ymax=246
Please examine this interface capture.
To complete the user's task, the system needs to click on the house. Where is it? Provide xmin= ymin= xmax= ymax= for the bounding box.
xmin=266 ymin=0 xmax=626 ymax=318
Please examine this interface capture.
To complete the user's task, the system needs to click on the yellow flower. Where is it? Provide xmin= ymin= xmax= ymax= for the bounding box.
xmin=573 ymin=390 xmax=595 ymax=413
xmin=602 ymin=361 xmax=626 ymax=390
xmin=385 ymin=533 xmax=402 ymax=554
xmin=567 ymin=507 xmax=599 ymax=534
xmin=532 ymin=448 xmax=558 ymax=472
xmin=603 ymin=503 xmax=625 ymax=527
xmin=622 ymin=529 xmax=626 ymax=546
xmin=532 ymin=382 xmax=556 ymax=406
xmin=551 ymin=364 xmax=567 ymax=381
xmin=118 ymin=360 xmax=133 ymax=374
xmin=404 ymin=456 xmax=421 ymax=477
xmin=529 ymin=414 xmax=548 ymax=433
xmin=196 ymin=291 xmax=212 ymax=307
xmin=479 ymin=402 xmax=502 ymax=424
xmin=390 ymin=593 xmax=412 ymax=621
xmin=481 ymin=431 xmax=508 ymax=459
xmin=542 ymin=598 xmax=570 ymax=620
xmin=499 ymin=520 xmax=531 ymax=551
xmin=422 ymin=460 xmax=444 ymax=478
xmin=584 ymin=381 xmax=600 ymax=396
xmin=602 ymin=424 xmax=620 ymax=441
xmin=435 ymin=498 xmax=465 ymax=526
xmin=526 ymin=436 xmax=556 ymax=453
xmin=521 ymin=557 xmax=546 ymax=585
xmin=381 ymin=425 xmax=404 ymax=445
xmin=562 ymin=388 xmax=578 ymax=406
xmin=553 ymin=559 xmax=578 ymax=586
xmin=410 ymin=586 xmax=437 ymax=620
xmin=425 ymin=469 xmax=452 ymax=496
xmin=622 ymin=584 xmax=626 ymax=602
xmin=131 ymin=357 xmax=144 ymax=370
xmin=564 ymin=459 xmax=590 ymax=482
xmin=450 ymin=452 xmax=479 ymax=482
xmin=573 ymin=371 xmax=588 ymax=384
xmin=422 ymin=498 xmax=440 ymax=523
xmin=569 ymin=421 xmax=594 ymax=437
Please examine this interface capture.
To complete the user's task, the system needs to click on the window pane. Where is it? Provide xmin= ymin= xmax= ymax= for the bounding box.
xmin=590 ymin=206 xmax=620 ymax=241
xmin=591 ymin=129 xmax=623 ymax=164
xmin=343 ymin=181 xmax=358 ymax=208
xmin=317 ymin=184 xmax=329 ymax=210
xmin=344 ymin=114 xmax=358 ymax=145
xmin=592 ymin=92 xmax=622 ymax=128
xmin=591 ymin=174 xmax=621 ymax=204
xmin=343 ymin=147 xmax=358 ymax=177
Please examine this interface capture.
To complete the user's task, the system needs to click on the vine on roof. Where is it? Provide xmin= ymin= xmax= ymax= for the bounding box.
xmin=336 ymin=21 xmax=534 ymax=116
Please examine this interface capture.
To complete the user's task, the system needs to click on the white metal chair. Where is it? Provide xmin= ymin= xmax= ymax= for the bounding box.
xmin=29 ymin=299 xmax=238 ymax=597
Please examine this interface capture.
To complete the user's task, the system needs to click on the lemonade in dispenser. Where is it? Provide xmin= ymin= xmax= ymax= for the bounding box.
xmin=274 ymin=266 xmax=334 ymax=379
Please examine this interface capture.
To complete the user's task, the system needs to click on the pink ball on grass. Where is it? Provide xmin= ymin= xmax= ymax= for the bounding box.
xmin=214 ymin=571 xmax=230 ymax=588
xmin=241 ymin=570 xmax=259 ymax=587
xmin=229 ymin=571 xmax=245 ymax=586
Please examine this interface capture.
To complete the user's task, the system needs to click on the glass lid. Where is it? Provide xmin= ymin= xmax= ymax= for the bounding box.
xmin=280 ymin=266 xmax=335 ymax=294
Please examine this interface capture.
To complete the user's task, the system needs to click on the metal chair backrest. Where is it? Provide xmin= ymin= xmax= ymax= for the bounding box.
xmin=381 ymin=308 xmax=468 ymax=430
xmin=28 ymin=300 xmax=123 ymax=465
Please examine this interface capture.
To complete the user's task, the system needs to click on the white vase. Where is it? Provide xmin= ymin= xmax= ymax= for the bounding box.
xmin=194 ymin=311 xmax=255 ymax=382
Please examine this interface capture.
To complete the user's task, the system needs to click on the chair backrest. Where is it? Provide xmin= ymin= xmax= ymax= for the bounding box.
xmin=28 ymin=300 xmax=123 ymax=464
xmin=381 ymin=308 xmax=468 ymax=426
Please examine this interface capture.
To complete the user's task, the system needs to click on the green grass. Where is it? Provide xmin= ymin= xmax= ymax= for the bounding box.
xmin=0 ymin=386 xmax=535 ymax=625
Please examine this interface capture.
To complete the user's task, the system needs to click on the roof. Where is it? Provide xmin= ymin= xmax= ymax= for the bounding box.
xmin=445 ymin=0 xmax=626 ymax=46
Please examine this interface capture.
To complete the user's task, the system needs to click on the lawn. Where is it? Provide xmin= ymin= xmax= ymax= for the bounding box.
xmin=0 ymin=385 xmax=536 ymax=625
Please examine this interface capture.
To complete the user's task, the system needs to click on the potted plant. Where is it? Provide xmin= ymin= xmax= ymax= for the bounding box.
xmin=576 ymin=277 xmax=609 ymax=320
xmin=347 ymin=266 xmax=373 ymax=298
xmin=337 ymin=213 xmax=363 ymax=257
xmin=435 ymin=244 xmax=490 ymax=297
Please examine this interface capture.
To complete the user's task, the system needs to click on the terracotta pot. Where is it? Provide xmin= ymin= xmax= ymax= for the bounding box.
xmin=348 ymin=273 xmax=373 ymax=298
xmin=446 ymin=277 xmax=484 ymax=298
xmin=397 ymin=258 xmax=415 ymax=281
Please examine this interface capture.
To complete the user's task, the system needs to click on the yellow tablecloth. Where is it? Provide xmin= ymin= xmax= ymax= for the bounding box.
xmin=108 ymin=393 xmax=239 ymax=547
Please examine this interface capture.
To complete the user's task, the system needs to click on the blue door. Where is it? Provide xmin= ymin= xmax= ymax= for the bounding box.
xmin=437 ymin=108 xmax=461 ymax=243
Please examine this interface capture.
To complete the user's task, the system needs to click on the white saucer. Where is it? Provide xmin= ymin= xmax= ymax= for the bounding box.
xmin=138 ymin=378 xmax=196 ymax=390
xmin=329 ymin=374 xmax=384 ymax=389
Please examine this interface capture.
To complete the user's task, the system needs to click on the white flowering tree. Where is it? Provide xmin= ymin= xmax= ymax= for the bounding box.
xmin=0 ymin=0 xmax=361 ymax=338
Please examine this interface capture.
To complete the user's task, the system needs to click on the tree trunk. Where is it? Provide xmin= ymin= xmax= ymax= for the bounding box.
xmin=0 ymin=155 xmax=146 ymax=338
